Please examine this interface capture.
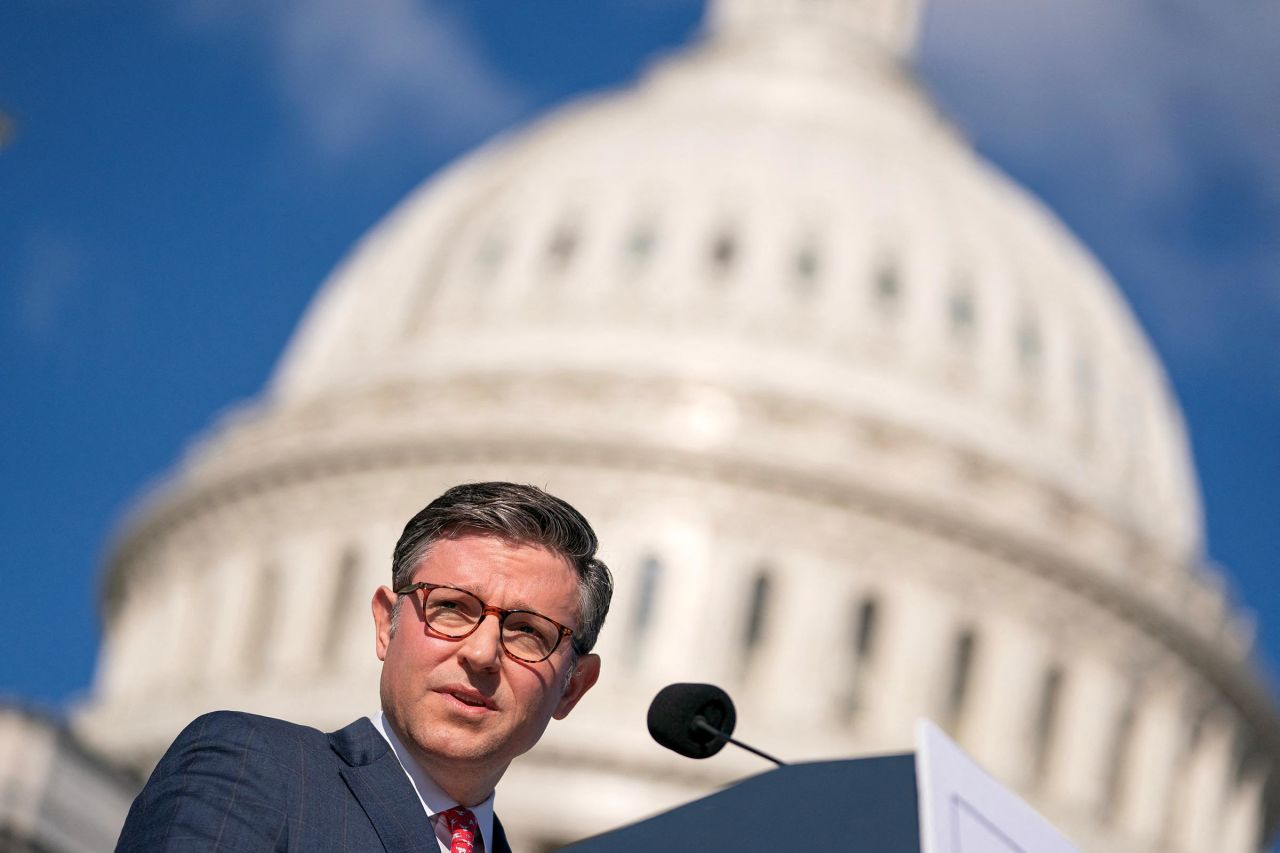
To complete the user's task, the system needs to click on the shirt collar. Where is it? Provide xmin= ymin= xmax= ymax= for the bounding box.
xmin=370 ymin=711 xmax=495 ymax=852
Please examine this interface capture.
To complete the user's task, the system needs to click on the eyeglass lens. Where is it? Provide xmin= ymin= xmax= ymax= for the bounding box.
xmin=422 ymin=586 xmax=562 ymax=662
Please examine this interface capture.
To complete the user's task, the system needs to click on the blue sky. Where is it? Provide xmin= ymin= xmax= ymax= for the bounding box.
xmin=2 ymin=0 xmax=1278 ymax=728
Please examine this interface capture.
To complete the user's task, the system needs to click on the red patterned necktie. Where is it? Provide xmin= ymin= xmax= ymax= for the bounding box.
xmin=440 ymin=806 xmax=480 ymax=853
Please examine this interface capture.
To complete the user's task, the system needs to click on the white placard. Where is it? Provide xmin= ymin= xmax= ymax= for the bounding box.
xmin=915 ymin=719 xmax=1079 ymax=853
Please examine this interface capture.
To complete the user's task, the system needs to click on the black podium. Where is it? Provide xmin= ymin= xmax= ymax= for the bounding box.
xmin=561 ymin=754 xmax=924 ymax=852
xmin=563 ymin=719 xmax=1080 ymax=853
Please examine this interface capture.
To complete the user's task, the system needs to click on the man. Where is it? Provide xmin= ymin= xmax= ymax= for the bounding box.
xmin=116 ymin=481 xmax=612 ymax=852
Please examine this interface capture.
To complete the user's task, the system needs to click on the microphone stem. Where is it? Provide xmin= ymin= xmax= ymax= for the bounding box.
xmin=692 ymin=718 xmax=787 ymax=767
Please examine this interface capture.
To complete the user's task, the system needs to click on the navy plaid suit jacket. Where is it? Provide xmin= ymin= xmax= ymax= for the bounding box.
xmin=116 ymin=711 xmax=513 ymax=853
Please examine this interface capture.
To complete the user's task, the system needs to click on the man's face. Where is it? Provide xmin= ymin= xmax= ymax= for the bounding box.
xmin=373 ymin=535 xmax=600 ymax=792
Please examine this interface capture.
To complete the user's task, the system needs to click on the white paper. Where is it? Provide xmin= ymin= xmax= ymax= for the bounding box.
xmin=915 ymin=719 xmax=1078 ymax=853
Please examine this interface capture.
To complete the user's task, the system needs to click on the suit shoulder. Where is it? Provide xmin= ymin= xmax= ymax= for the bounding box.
xmin=118 ymin=712 xmax=319 ymax=852
xmin=183 ymin=710 xmax=323 ymax=737
xmin=171 ymin=711 xmax=329 ymax=761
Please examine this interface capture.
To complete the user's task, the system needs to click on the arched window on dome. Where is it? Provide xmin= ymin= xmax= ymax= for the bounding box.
xmin=474 ymin=230 xmax=507 ymax=279
xmin=708 ymin=227 xmax=738 ymax=278
xmin=842 ymin=594 xmax=881 ymax=719
xmin=741 ymin=569 xmax=773 ymax=670
xmin=873 ymin=258 xmax=903 ymax=316
xmin=1013 ymin=314 xmax=1044 ymax=420
xmin=1118 ymin=380 xmax=1145 ymax=469
xmin=948 ymin=277 xmax=977 ymax=342
xmin=323 ymin=548 xmax=362 ymax=669
xmin=854 ymin=596 xmax=879 ymax=662
xmin=1016 ymin=315 xmax=1043 ymax=376
xmin=625 ymin=223 xmax=656 ymax=270
xmin=627 ymin=555 xmax=663 ymax=669
xmin=1074 ymin=353 xmax=1097 ymax=451
xmin=546 ymin=222 xmax=579 ymax=269
xmin=1031 ymin=664 xmax=1066 ymax=786
xmin=943 ymin=626 xmax=978 ymax=732
xmin=242 ymin=564 xmax=279 ymax=682
xmin=791 ymin=240 xmax=821 ymax=299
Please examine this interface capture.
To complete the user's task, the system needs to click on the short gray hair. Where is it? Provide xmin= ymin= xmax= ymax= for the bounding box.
xmin=391 ymin=482 xmax=613 ymax=655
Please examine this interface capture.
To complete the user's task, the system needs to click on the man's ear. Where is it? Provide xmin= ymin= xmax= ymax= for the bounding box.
xmin=372 ymin=586 xmax=397 ymax=661
xmin=553 ymin=653 xmax=601 ymax=720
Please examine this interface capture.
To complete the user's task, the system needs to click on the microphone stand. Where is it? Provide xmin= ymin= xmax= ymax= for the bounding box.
xmin=691 ymin=717 xmax=788 ymax=767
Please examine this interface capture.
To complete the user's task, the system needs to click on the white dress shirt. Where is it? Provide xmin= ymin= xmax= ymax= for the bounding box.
xmin=369 ymin=711 xmax=495 ymax=853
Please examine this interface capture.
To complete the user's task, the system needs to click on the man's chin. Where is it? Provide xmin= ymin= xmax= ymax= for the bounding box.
xmin=414 ymin=715 xmax=504 ymax=761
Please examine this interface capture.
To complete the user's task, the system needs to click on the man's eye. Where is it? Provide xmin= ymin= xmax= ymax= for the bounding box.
xmin=428 ymin=599 xmax=470 ymax=618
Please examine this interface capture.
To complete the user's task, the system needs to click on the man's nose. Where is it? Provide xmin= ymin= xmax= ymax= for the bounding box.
xmin=458 ymin=613 xmax=504 ymax=671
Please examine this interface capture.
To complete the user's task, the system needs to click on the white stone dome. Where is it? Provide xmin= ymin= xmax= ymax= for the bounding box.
xmin=271 ymin=12 xmax=1202 ymax=573
xmin=80 ymin=5 xmax=1280 ymax=852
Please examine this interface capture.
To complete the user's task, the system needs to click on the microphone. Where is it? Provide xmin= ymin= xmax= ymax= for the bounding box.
xmin=647 ymin=683 xmax=787 ymax=766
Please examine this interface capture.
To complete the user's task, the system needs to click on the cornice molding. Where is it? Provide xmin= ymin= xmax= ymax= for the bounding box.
xmin=102 ymin=426 xmax=1279 ymax=767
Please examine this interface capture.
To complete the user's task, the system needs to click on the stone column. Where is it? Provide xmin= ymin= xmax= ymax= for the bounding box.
xmin=1044 ymin=651 xmax=1127 ymax=817
xmin=1168 ymin=711 xmax=1234 ymax=852
xmin=204 ymin=550 xmax=261 ymax=686
xmin=867 ymin=575 xmax=953 ymax=749
xmin=1113 ymin=679 xmax=1183 ymax=843
xmin=264 ymin=533 xmax=344 ymax=683
xmin=752 ymin=551 xmax=844 ymax=732
xmin=961 ymin=612 xmax=1048 ymax=788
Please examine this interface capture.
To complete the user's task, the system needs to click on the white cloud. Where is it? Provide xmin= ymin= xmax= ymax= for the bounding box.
xmin=915 ymin=0 xmax=1280 ymax=376
xmin=177 ymin=0 xmax=528 ymax=162
xmin=168 ymin=0 xmax=1279 ymax=374
xmin=11 ymin=229 xmax=83 ymax=346
xmin=921 ymin=0 xmax=1192 ymax=202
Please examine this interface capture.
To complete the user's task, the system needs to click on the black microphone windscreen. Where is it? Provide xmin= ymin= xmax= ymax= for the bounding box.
xmin=647 ymin=683 xmax=737 ymax=759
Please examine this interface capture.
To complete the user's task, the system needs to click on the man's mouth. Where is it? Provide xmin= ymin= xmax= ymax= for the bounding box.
xmin=438 ymin=686 xmax=495 ymax=711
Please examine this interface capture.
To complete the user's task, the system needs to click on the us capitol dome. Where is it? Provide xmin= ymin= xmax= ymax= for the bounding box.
xmin=74 ymin=0 xmax=1280 ymax=850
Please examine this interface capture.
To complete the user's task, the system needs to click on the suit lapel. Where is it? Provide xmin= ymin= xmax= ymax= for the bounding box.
xmin=491 ymin=814 xmax=513 ymax=853
xmin=330 ymin=719 xmax=435 ymax=853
